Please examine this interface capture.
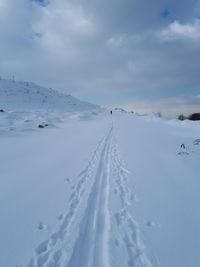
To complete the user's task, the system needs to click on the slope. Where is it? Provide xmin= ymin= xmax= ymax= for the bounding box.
xmin=0 ymin=78 xmax=103 ymax=134
xmin=0 ymin=78 xmax=101 ymax=112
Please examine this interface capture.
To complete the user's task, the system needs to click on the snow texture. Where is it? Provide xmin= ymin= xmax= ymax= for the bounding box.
xmin=0 ymin=78 xmax=103 ymax=135
xmin=0 ymin=88 xmax=200 ymax=267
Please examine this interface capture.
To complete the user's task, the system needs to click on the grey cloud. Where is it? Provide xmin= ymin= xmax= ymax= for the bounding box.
xmin=0 ymin=0 xmax=200 ymax=116
xmin=81 ymin=0 xmax=198 ymax=34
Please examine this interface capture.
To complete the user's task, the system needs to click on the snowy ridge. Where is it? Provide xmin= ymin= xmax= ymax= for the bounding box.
xmin=0 ymin=78 xmax=101 ymax=112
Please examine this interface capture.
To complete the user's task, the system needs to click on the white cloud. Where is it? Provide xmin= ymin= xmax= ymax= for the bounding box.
xmin=159 ymin=19 xmax=200 ymax=41
xmin=0 ymin=0 xmax=100 ymax=88
xmin=106 ymin=33 xmax=147 ymax=49
xmin=32 ymin=1 xmax=98 ymax=56
xmin=106 ymin=35 xmax=130 ymax=48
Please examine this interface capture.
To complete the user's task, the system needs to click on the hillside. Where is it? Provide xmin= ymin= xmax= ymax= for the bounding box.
xmin=0 ymin=78 xmax=103 ymax=134
xmin=0 ymin=78 xmax=101 ymax=112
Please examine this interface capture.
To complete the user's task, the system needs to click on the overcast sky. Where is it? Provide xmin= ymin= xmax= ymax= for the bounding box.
xmin=0 ymin=0 xmax=200 ymax=116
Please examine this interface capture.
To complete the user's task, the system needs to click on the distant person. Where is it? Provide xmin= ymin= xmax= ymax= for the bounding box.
xmin=110 ymin=110 xmax=112 ymax=115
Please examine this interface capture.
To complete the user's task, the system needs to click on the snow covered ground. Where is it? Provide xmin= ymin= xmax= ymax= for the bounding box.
xmin=0 ymin=78 xmax=102 ymax=135
xmin=0 ymin=109 xmax=200 ymax=267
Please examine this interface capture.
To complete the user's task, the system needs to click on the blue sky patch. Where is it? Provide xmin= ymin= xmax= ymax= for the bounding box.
xmin=160 ymin=8 xmax=170 ymax=18
xmin=32 ymin=0 xmax=49 ymax=7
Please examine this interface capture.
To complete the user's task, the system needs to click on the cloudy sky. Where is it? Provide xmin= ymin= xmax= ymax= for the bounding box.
xmin=0 ymin=0 xmax=200 ymax=116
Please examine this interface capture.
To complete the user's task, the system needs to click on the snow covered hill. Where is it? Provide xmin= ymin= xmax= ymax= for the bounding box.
xmin=0 ymin=78 xmax=101 ymax=112
xmin=0 ymin=78 xmax=103 ymax=134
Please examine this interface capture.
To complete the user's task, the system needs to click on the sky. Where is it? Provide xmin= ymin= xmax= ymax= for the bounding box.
xmin=0 ymin=0 xmax=200 ymax=117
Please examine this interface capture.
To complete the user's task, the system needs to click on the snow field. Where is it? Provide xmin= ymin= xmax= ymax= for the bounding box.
xmin=0 ymin=112 xmax=200 ymax=267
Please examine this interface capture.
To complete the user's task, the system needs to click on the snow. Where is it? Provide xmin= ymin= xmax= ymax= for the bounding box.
xmin=0 ymin=78 xmax=101 ymax=112
xmin=0 ymin=90 xmax=200 ymax=266
xmin=0 ymin=78 xmax=103 ymax=135
xmin=114 ymin=114 xmax=200 ymax=267
xmin=0 ymin=116 xmax=111 ymax=267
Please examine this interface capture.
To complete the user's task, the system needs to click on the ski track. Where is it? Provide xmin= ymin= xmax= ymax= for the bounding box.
xmin=26 ymin=122 xmax=157 ymax=267
xmin=28 ymin=128 xmax=107 ymax=267
xmin=66 ymin=124 xmax=113 ymax=267
xmin=111 ymin=142 xmax=159 ymax=267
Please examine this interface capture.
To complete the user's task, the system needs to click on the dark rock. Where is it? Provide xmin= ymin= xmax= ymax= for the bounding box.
xmin=188 ymin=113 xmax=200 ymax=121
xmin=38 ymin=124 xmax=45 ymax=128
xmin=0 ymin=109 xmax=5 ymax=112
xmin=38 ymin=123 xmax=48 ymax=128
xmin=178 ymin=114 xmax=186 ymax=121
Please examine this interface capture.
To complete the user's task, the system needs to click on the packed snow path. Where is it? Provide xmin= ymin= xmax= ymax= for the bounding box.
xmin=28 ymin=122 xmax=155 ymax=267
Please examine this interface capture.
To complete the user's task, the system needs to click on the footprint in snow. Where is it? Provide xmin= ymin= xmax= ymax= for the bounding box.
xmin=178 ymin=143 xmax=189 ymax=155
xmin=114 ymin=188 xmax=118 ymax=195
xmin=37 ymin=221 xmax=47 ymax=230
xmin=114 ymin=239 xmax=120 ymax=247
xmin=178 ymin=151 xmax=189 ymax=155
xmin=58 ymin=214 xmax=64 ymax=221
xmin=145 ymin=220 xmax=156 ymax=227
xmin=130 ymin=193 xmax=139 ymax=202
xmin=193 ymin=139 xmax=200 ymax=145
xmin=144 ymin=220 xmax=161 ymax=228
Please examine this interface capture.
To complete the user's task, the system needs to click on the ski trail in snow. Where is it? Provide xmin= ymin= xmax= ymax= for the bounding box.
xmin=28 ymin=124 xmax=113 ymax=267
xmin=28 ymin=129 xmax=108 ymax=267
xmin=111 ymin=141 xmax=159 ymax=267
xmin=67 ymin=124 xmax=113 ymax=267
